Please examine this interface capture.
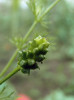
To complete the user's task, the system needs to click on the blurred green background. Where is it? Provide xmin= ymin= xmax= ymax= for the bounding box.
xmin=0 ymin=0 xmax=74 ymax=100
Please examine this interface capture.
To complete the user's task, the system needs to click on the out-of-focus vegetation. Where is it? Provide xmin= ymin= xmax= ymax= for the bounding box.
xmin=0 ymin=82 xmax=17 ymax=100
xmin=39 ymin=90 xmax=74 ymax=100
xmin=0 ymin=0 xmax=74 ymax=100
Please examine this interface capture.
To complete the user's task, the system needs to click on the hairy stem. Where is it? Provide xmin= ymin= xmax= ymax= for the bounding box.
xmin=0 ymin=0 xmax=60 ymax=78
xmin=0 ymin=49 xmax=18 ymax=78
xmin=0 ymin=66 xmax=21 ymax=85
xmin=39 ymin=0 xmax=61 ymax=21
xmin=0 ymin=21 xmax=37 ymax=77
xmin=23 ymin=21 xmax=37 ymax=42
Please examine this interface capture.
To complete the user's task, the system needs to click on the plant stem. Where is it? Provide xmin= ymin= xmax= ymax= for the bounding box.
xmin=0 ymin=66 xmax=21 ymax=85
xmin=0 ymin=0 xmax=60 ymax=78
xmin=0 ymin=21 xmax=37 ymax=77
xmin=23 ymin=21 xmax=37 ymax=42
xmin=0 ymin=49 xmax=18 ymax=78
xmin=39 ymin=0 xmax=61 ymax=21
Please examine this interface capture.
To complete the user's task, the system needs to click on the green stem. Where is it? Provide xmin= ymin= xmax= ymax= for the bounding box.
xmin=0 ymin=21 xmax=37 ymax=77
xmin=23 ymin=21 xmax=37 ymax=42
xmin=0 ymin=66 xmax=21 ymax=85
xmin=0 ymin=0 xmax=60 ymax=78
xmin=39 ymin=0 xmax=61 ymax=21
xmin=0 ymin=49 xmax=18 ymax=78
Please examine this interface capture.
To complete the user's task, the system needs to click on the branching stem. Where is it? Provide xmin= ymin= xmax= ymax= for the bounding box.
xmin=0 ymin=21 xmax=37 ymax=77
xmin=39 ymin=0 xmax=61 ymax=21
xmin=0 ymin=0 xmax=61 ymax=83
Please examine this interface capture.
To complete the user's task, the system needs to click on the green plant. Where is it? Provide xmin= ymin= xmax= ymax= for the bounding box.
xmin=0 ymin=0 xmax=61 ymax=85
xmin=0 ymin=82 xmax=17 ymax=100
xmin=0 ymin=35 xmax=50 ymax=84
xmin=0 ymin=0 xmax=64 ymax=100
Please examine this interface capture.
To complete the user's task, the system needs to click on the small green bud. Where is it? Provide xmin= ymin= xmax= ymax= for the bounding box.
xmin=21 ymin=69 xmax=30 ymax=74
xmin=17 ymin=51 xmax=23 ymax=60
xmin=29 ymin=41 xmax=32 ymax=44
xmin=43 ymin=42 xmax=49 ymax=48
xmin=18 ymin=51 xmax=22 ymax=56
xmin=38 ymin=46 xmax=48 ymax=55
xmin=39 ymin=42 xmax=49 ymax=50
xmin=20 ymin=60 xmax=27 ymax=68
xmin=33 ymin=48 xmax=39 ymax=54
xmin=30 ymin=63 xmax=39 ymax=70
xmin=27 ymin=50 xmax=34 ymax=58
xmin=35 ymin=55 xmax=45 ymax=62
xmin=22 ymin=50 xmax=27 ymax=59
xmin=42 ymin=48 xmax=48 ymax=55
xmin=27 ymin=59 xmax=35 ymax=66
xmin=34 ymin=36 xmax=49 ymax=46
xmin=33 ymin=47 xmax=42 ymax=55
xmin=34 ymin=35 xmax=42 ymax=45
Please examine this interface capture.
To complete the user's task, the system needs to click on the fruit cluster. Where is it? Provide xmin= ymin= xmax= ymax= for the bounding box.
xmin=17 ymin=35 xmax=49 ymax=74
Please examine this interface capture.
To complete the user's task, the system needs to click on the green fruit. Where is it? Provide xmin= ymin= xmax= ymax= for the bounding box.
xmin=33 ymin=48 xmax=39 ymax=54
xmin=39 ymin=48 xmax=48 ymax=55
xmin=30 ymin=63 xmax=39 ymax=70
xmin=21 ymin=69 xmax=30 ymax=74
xmin=22 ymin=50 xmax=27 ymax=59
xmin=27 ymin=50 xmax=34 ymax=58
xmin=35 ymin=55 xmax=45 ymax=62
xmin=17 ymin=35 xmax=49 ymax=75
xmin=17 ymin=51 xmax=23 ymax=60
xmin=28 ymin=59 xmax=35 ymax=66
xmin=20 ymin=60 xmax=27 ymax=68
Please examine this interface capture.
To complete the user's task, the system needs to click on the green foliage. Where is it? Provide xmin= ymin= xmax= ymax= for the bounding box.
xmin=0 ymin=82 xmax=17 ymax=100
xmin=1 ymin=0 xmax=74 ymax=100
xmin=27 ymin=0 xmax=58 ymax=29
xmin=27 ymin=0 xmax=46 ymax=20
xmin=10 ymin=37 xmax=24 ymax=49
xmin=0 ymin=0 xmax=61 ymax=84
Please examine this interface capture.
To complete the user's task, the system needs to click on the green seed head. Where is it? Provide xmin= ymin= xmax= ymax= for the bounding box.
xmin=17 ymin=35 xmax=50 ymax=74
